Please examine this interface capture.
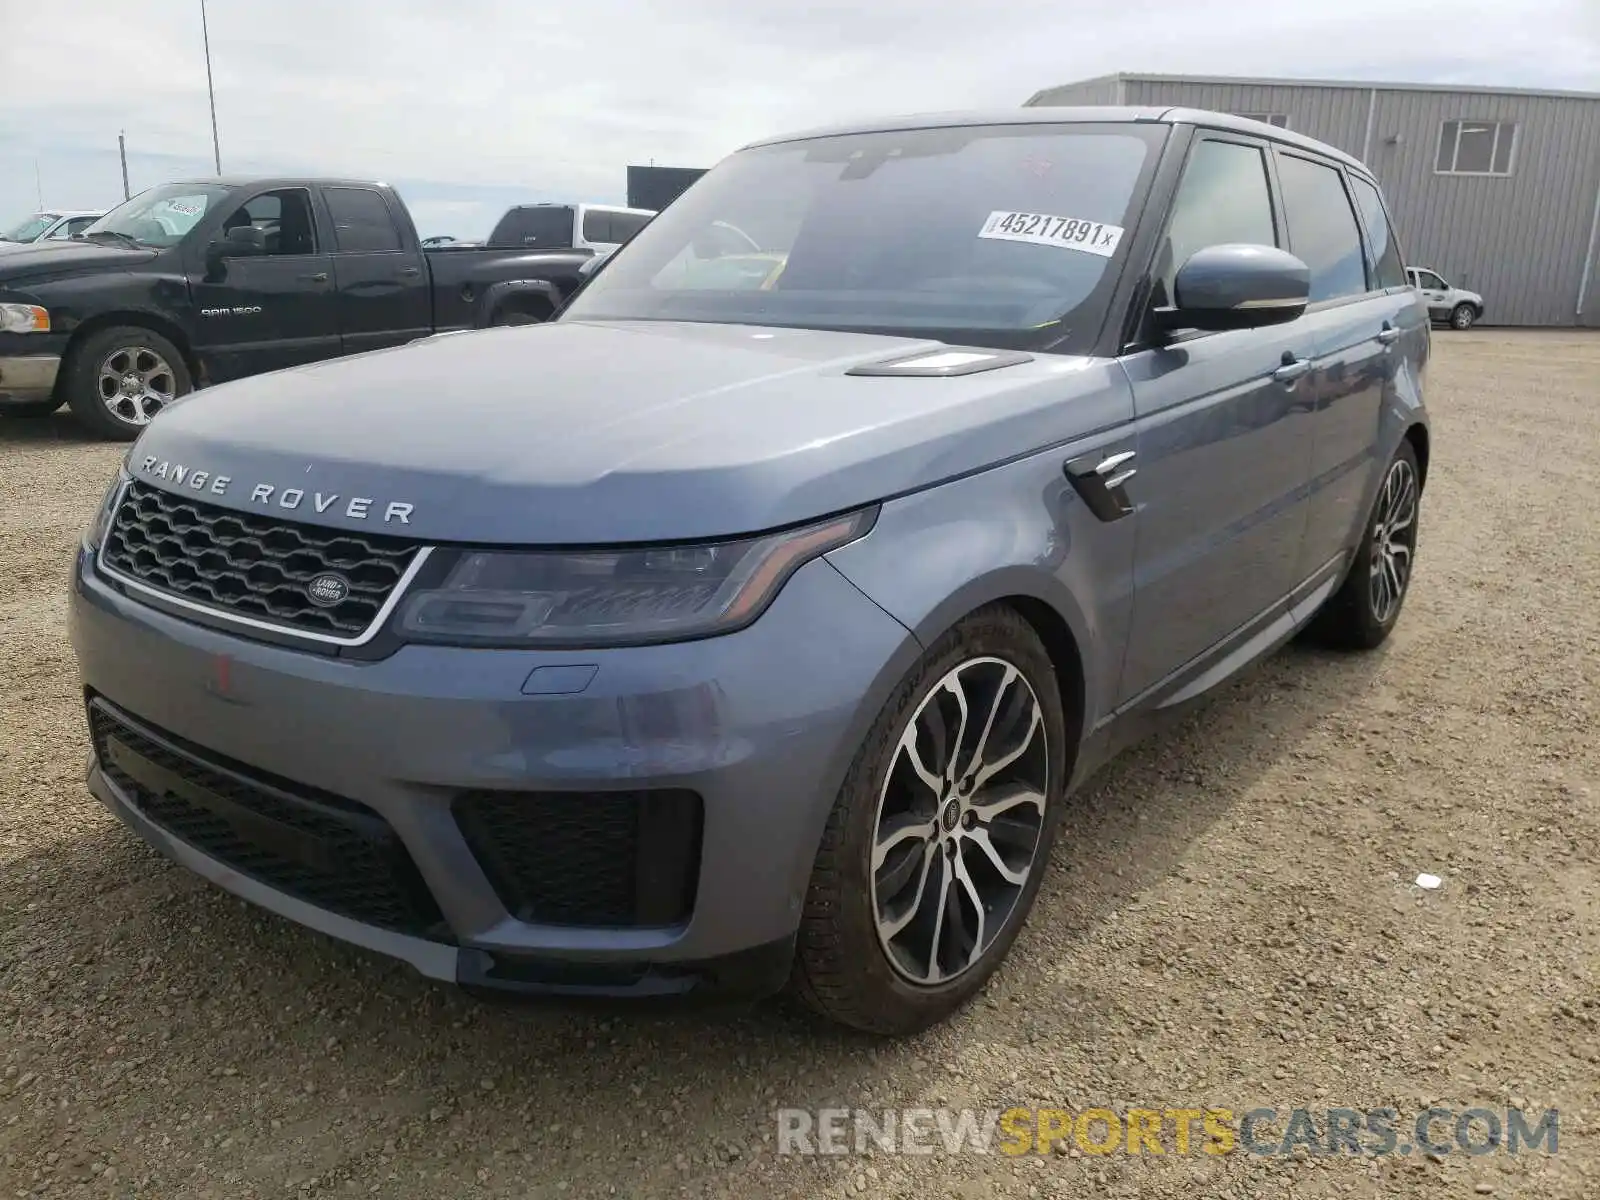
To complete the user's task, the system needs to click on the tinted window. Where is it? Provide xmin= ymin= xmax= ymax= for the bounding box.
xmin=564 ymin=125 xmax=1159 ymax=352
xmin=581 ymin=210 xmax=612 ymax=243
xmin=610 ymin=212 xmax=651 ymax=242
xmin=217 ymin=188 xmax=318 ymax=255
xmin=326 ymin=188 xmax=402 ymax=252
xmin=489 ymin=206 xmax=574 ymax=248
xmin=1275 ymin=154 xmax=1368 ymax=303
xmin=1155 ymin=139 xmax=1277 ymax=309
xmin=1349 ymin=176 xmax=1406 ymax=290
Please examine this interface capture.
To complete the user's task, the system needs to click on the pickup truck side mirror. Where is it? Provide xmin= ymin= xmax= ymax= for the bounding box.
xmin=1155 ymin=243 xmax=1310 ymax=333
xmin=205 ymin=224 xmax=267 ymax=279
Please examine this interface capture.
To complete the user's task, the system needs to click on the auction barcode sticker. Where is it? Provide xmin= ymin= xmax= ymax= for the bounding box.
xmin=978 ymin=211 xmax=1124 ymax=258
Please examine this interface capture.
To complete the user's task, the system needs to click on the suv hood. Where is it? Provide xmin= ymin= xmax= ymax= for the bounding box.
xmin=129 ymin=320 xmax=1126 ymax=544
xmin=0 ymin=239 xmax=157 ymax=281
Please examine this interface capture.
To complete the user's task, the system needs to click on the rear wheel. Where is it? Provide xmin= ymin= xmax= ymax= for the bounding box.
xmin=1307 ymin=440 xmax=1421 ymax=650
xmin=792 ymin=605 xmax=1067 ymax=1034
xmin=63 ymin=326 xmax=192 ymax=441
xmin=1450 ymin=303 xmax=1476 ymax=330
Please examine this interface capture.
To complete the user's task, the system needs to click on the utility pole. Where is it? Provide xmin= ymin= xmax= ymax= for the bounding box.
xmin=34 ymin=160 xmax=43 ymax=208
xmin=118 ymin=132 xmax=131 ymax=200
xmin=200 ymin=0 xmax=222 ymax=174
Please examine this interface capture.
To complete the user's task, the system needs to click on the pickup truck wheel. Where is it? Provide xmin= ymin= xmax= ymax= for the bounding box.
xmin=792 ymin=605 xmax=1066 ymax=1035
xmin=1307 ymin=440 xmax=1421 ymax=650
xmin=1450 ymin=303 xmax=1476 ymax=330
xmin=64 ymin=326 xmax=193 ymax=442
xmin=490 ymin=300 xmax=551 ymax=327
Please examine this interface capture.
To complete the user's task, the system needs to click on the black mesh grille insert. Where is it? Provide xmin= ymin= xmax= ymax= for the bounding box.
xmin=101 ymin=480 xmax=419 ymax=637
xmin=89 ymin=700 xmax=449 ymax=941
xmin=454 ymin=790 xmax=701 ymax=928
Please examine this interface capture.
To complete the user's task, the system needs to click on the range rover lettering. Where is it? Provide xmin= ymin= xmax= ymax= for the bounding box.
xmin=69 ymin=107 xmax=1430 ymax=1034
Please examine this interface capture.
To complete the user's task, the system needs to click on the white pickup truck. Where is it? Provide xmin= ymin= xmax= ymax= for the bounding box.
xmin=1406 ymin=266 xmax=1484 ymax=330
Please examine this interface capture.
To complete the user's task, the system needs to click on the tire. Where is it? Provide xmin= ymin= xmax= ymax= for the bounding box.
xmin=0 ymin=397 xmax=62 ymax=418
xmin=489 ymin=301 xmax=551 ymax=327
xmin=1450 ymin=303 xmax=1476 ymax=330
xmin=63 ymin=325 xmax=193 ymax=442
xmin=1307 ymin=440 xmax=1421 ymax=650
xmin=792 ymin=604 xmax=1068 ymax=1035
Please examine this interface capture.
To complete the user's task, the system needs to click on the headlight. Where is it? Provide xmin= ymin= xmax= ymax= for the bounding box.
xmin=397 ymin=508 xmax=876 ymax=647
xmin=0 ymin=303 xmax=50 ymax=333
xmin=85 ymin=471 xmax=127 ymax=549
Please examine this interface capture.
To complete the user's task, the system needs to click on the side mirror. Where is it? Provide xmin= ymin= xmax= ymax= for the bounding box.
xmin=578 ymin=248 xmax=614 ymax=279
xmin=1156 ymin=244 xmax=1310 ymax=333
xmin=222 ymin=224 xmax=267 ymax=255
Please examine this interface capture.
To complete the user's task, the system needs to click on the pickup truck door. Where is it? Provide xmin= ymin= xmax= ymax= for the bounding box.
xmin=187 ymin=186 xmax=339 ymax=383
xmin=1116 ymin=134 xmax=1316 ymax=704
xmin=1410 ymin=269 xmax=1450 ymax=318
xmin=321 ymin=185 xmax=432 ymax=354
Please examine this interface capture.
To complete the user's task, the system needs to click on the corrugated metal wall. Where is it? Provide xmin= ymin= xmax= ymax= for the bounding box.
xmin=1026 ymin=77 xmax=1600 ymax=326
xmin=1026 ymin=77 xmax=1122 ymax=106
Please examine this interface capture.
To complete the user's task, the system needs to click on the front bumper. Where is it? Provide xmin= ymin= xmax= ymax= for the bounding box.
xmin=0 ymin=352 xmax=61 ymax=404
xmin=69 ymin=542 xmax=920 ymax=998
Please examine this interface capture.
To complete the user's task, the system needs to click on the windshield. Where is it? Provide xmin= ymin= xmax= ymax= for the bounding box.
xmin=561 ymin=123 xmax=1161 ymax=350
xmin=2 ymin=214 xmax=59 ymax=242
xmin=80 ymin=183 xmax=232 ymax=248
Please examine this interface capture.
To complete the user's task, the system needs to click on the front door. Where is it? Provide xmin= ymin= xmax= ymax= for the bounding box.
xmin=1117 ymin=134 xmax=1316 ymax=703
xmin=322 ymin=185 xmax=432 ymax=354
xmin=1410 ymin=269 xmax=1451 ymax=320
xmin=1288 ymin=163 xmax=1425 ymax=578
xmin=189 ymin=187 xmax=339 ymax=383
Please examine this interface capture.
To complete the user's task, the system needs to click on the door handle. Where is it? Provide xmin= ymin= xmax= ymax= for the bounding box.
xmin=1376 ymin=323 xmax=1401 ymax=345
xmin=299 ymin=272 xmax=329 ymax=283
xmin=1272 ymin=354 xmax=1311 ymax=385
xmin=399 ymin=266 xmax=421 ymax=278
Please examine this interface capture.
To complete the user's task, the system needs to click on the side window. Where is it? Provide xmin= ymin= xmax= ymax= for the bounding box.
xmin=611 ymin=212 xmax=651 ymax=243
xmin=215 ymin=188 xmax=319 ymax=256
xmin=1417 ymin=271 xmax=1447 ymax=291
xmin=1154 ymin=138 xmax=1277 ymax=309
xmin=325 ymin=187 xmax=402 ymax=253
xmin=581 ymin=210 xmax=613 ymax=244
xmin=1274 ymin=154 xmax=1368 ymax=303
xmin=67 ymin=217 xmax=98 ymax=237
xmin=1348 ymin=176 xmax=1406 ymax=290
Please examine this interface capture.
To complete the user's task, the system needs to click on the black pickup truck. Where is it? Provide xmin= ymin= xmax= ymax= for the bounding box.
xmin=0 ymin=177 xmax=592 ymax=439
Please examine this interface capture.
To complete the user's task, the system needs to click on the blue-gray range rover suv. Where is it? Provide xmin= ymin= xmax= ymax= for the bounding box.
xmin=68 ymin=108 xmax=1430 ymax=1033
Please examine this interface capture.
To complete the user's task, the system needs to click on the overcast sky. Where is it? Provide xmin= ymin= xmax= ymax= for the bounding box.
xmin=4 ymin=0 xmax=1598 ymax=239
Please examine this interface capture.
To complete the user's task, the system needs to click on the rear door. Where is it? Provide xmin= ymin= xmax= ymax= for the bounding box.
xmin=187 ymin=186 xmax=339 ymax=382
xmin=323 ymin=185 xmax=431 ymax=353
xmin=1273 ymin=154 xmax=1421 ymax=584
xmin=1116 ymin=132 xmax=1317 ymax=703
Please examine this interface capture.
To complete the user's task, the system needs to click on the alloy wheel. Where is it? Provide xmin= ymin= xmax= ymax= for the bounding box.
xmin=1369 ymin=457 xmax=1419 ymax=624
xmin=98 ymin=346 xmax=177 ymax=426
xmin=870 ymin=656 xmax=1049 ymax=985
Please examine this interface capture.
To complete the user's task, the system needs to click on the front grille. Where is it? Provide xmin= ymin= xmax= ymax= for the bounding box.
xmin=101 ymin=480 xmax=419 ymax=638
xmin=454 ymin=790 xmax=702 ymax=928
xmin=90 ymin=700 xmax=448 ymax=940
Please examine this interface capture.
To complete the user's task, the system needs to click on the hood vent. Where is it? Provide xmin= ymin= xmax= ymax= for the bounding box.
xmin=846 ymin=348 xmax=1033 ymax=377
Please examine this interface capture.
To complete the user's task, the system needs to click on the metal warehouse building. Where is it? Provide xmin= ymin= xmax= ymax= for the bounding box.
xmin=1025 ymin=74 xmax=1600 ymax=328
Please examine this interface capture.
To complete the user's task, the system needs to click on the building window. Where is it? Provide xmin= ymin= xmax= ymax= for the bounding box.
xmin=1435 ymin=119 xmax=1516 ymax=175
xmin=1235 ymin=113 xmax=1290 ymax=128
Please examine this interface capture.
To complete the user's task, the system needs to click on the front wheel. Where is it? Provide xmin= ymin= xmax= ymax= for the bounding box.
xmin=1450 ymin=303 xmax=1476 ymax=330
xmin=63 ymin=326 xmax=193 ymax=441
xmin=792 ymin=604 xmax=1067 ymax=1034
xmin=1307 ymin=440 xmax=1421 ymax=650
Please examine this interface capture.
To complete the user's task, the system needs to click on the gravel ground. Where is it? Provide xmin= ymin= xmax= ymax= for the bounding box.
xmin=2 ymin=330 xmax=1597 ymax=1199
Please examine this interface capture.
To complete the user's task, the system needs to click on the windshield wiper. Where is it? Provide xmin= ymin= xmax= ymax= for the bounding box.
xmin=81 ymin=229 xmax=146 ymax=249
